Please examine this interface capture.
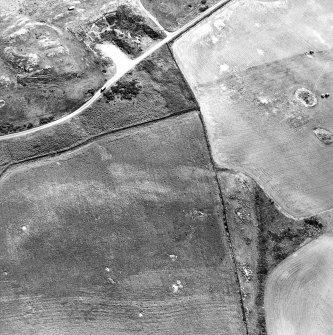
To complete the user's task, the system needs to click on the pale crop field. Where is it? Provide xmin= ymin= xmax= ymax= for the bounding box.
xmin=173 ymin=0 xmax=333 ymax=218
xmin=265 ymin=234 xmax=333 ymax=335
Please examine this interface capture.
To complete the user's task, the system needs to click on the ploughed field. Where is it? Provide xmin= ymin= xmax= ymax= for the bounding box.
xmin=265 ymin=234 xmax=333 ymax=335
xmin=172 ymin=0 xmax=333 ymax=218
xmin=0 ymin=113 xmax=245 ymax=335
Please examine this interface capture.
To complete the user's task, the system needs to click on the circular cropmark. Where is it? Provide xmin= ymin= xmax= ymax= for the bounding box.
xmin=265 ymin=234 xmax=333 ymax=335
xmin=294 ymin=88 xmax=317 ymax=107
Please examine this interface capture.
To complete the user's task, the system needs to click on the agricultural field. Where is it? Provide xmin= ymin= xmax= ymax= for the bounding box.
xmin=1 ymin=0 xmax=333 ymax=334
xmin=0 ymin=113 xmax=246 ymax=335
xmin=172 ymin=0 xmax=333 ymax=218
xmin=0 ymin=0 xmax=164 ymax=134
xmin=265 ymin=234 xmax=333 ymax=335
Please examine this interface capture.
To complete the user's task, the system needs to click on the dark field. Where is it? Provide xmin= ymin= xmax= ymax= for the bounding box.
xmin=0 ymin=113 xmax=245 ymax=335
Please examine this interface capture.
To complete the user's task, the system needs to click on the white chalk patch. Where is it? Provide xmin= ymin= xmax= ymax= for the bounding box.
xmin=219 ymin=63 xmax=230 ymax=74
xmin=257 ymin=48 xmax=265 ymax=56
xmin=196 ymin=23 xmax=213 ymax=40
xmin=105 ymin=267 xmax=110 ymax=272
xmin=138 ymin=312 xmax=143 ymax=318
xmin=213 ymin=19 xmax=226 ymax=31
xmin=169 ymin=254 xmax=177 ymax=261
xmin=0 ymin=100 xmax=5 ymax=109
xmin=254 ymin=23 xmax=261 ymax=28
xmin=172 ymin=280 xmax=183 ymax=293
xmin=107 ymin=277 xmax=115 ymax=284
xmin=95 ymin=42 xmax=132 ymax=75
xmin=172 ymin=284 xmax=179 ymax=293
xmin=211 ymin=35 xmax=218 ymax=44
xmin=258 ymin=97 xmax=270 ymax=104
xmin=21 ymin=226 xmax=28 ymax=232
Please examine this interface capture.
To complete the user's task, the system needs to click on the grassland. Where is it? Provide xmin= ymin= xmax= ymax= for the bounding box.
xmin=0 ymin=0 xmax=164 ymax=134
xmin=0 ymin=113 xmax=245 ymax=335
xmin=172 ymin=0 xmax=333 ymax=218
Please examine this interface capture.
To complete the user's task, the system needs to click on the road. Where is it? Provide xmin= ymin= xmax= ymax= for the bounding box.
xmin=0 ymin=0 xmax=232 ymax=140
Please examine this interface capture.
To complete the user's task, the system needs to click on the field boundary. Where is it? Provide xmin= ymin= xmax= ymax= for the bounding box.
xmin=197 ymin=111 xmax=250 ymax=335
xmin=0 ymin=108 xmax=198 ymax=181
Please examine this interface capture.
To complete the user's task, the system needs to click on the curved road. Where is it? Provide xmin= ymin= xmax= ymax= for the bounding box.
xmin=0 ymin=0 xmax=232 ymax=140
